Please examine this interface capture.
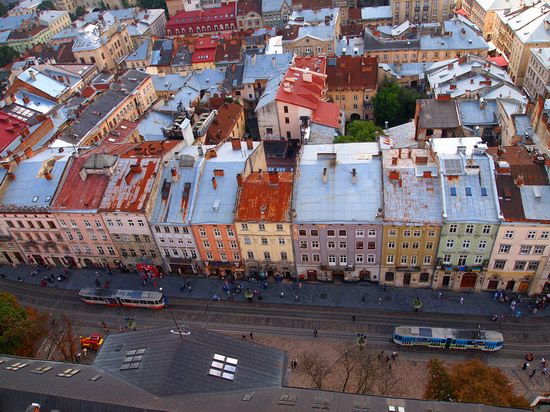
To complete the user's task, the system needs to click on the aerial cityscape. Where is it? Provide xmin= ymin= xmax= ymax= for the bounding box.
xmin=0 ymin=0 xmax=548 ymax=410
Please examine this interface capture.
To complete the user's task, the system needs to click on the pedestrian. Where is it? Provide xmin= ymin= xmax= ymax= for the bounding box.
xmin=186 ymin=278 xmax=191 ymax=287
xmin=188 ymin=286 xmax=192 ymax=293
xmin=180 ymin=282 xmax=185 ymax=292
xmin=153 ymin=280 xmax=157 ymax=288
xmin=280 ymin=291 xmax=285 ymax=299
xmin=389 ymin=363 xmax=392 ymax=370
xmin=541 ymin=357 xmax=546 ymax=368
xmin=352 ymin=315 xmax=356 ymax=322
xmin=361 ymin=295 xmax=366 ymax=303
xmin=17 ymin=276 xmax=22 ymax=282
xmin=83 ymin=348 xmax=88 ymax=358
xmin=385 ymin=355 xmax=390 ymax=363
xmin=542 ymin=368 xmax=547 ymax=375
xmin=522 ymin=362 xmax=529 ymax=370
xmin=494 ymin=291 xmax=498 ymax=300
xmin=75 ymin=353 xmax=81 ymax=363
xmin=378 ymin=297 xmax=382 ymax=305
xmin=460 ymin=297 xmax=464 ymax=304
xmin=142 ymin=279 xmax=147 ymax=287
xmin=529 ymin=369 xmax=536 ymax=378
xmin=119 ymin=326 xmax=124 ymax=332
xmin=438 ymin=292 xmax=442 ymax=300
xmin=294 ymin=294 xmax=298 ymax=301
xmin=313 ymin=328 xmax=318 ymax=337
xmin=249 ymin=332 xmax=254 ymax=340
xmin=293 ymin=358 xmax=298 ymax=368
xmin=383 ymin=285 xmax=387 ymax=291
xmin=242 ymin=334 xmax=246 ymax=339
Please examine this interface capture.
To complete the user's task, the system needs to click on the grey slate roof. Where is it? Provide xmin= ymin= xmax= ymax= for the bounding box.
xmin=125 ymin=38 xmax=150 ymax=62
xmin=458 ymin=99 xmax=498 ymax=125
xmin=262 ymin=0 xmax=287 ymax=13
xmin=521 ymin=186 xmax=550 ymax=220
xmin=93 ymin=326 xmax=286 ymax=397
xmin=242 ymin=53 xmax=293 ymax=84
xmin=293 ymin=143 xmax=383 ymax=223
xmin=417 ymin=99 xmax=460 ymax=129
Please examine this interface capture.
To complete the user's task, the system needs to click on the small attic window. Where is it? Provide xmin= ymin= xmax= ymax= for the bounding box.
xmin=57 ymin=368 xmax=80 ymax=377
xmin=465 ymin=187 xmax=472 ymax=196
xmin=450 ymin=187 xmax=457 ymax=196
xmin=32 ymin=196 xmax=38 ymax=202
xmin=481 ymin=187 xmax=488 ymax=196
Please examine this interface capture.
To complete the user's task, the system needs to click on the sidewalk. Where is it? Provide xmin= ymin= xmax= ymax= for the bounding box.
xmin=2 ymin=264 xmax=547 ymax=317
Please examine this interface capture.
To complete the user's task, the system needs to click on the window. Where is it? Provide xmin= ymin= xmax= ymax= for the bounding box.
xmin=299 ymin=229 xmax=307 ymax=236
xmin=233 ymin=252 xmax=240 ymax=260
xmin=402 ymin=242 xmax=410 ymax=249
xmin=385 ymin=272 xmax=395 ymax=281
xmin=400 ymin=255 xmax=408 ymax=264
xmin=389 ymin=229 xmax=397 ymax=236
xmin=261 ymin=238 xmax=268 ymax=246
xmin=443 ymin=254 xmax=451 ymax=264
xmin=465 ymin=225 xmax=474 ymax=234
xmin=216 ymin=240 xmax=224 ymax=249
xmin=281 ymin=252 xmax=288 ymax=260
xmin=356 ymin=241 xmax=364 ymax=250
xmin=311 ymin=240 xmax=319 ymax=248
xmin=339 ymin=241 xmax=347 ymax=249
xmin=328 ymin=241 xmax=335 ymax=249
xmin=128 ymin=220 xmax=134 ymax=227
xmin=213 ymin=228 xmax=221 ymax=237
xmin=534 ymin=245 xmax=545 ymax=255
xmin=478 ymin=240 xmax=487 ymax=250
xmin=426 ymin=241 xmax=434 ymax=250
xmin=527 ymin=261 xmax=539 ymax=271
xmin=76 ymin=231 xmax=84 ymax=240
xmin=69 ymin=220 xmax=77 ymax=228
xmin=367 ymin=254 xmax=375 ymax=263
xmin=504 ymin=230 xmax=514 ymax=239
xmin=278 ymin=238 xmax=285 ymax=245
xmin=499 ymin=245 xmax=511 ymax=254
xmin=247 ymin=251 xmax=254 ymax=259
xmin=449 ymin=224 xmax=457 ymax=233
xmin=276 ymin=224 xmax=284 ymax=231
xmin=241 ymin=223 xmax=248 ymax=231
xmin=462 ymin=240 xmax=470 ymax=249
xmin=428 ymin=230 xmax=436 ymax=237
xmin=90 ymin=232 xmax=97 ymax=241
xmin=203 ymin=240 xmax=210 ymax=248
xmin=258 ymin=223 xmax=265 ymax=231
xmin=356 ymin=229 xmax=364 ymax=237
xmin=284 ymin=117 xmax=289 ymax=124
xmin=339 ymin=229 xmax=347 ymax=237
xmin=74 ymin=246 xmax=81 ymax=253
xmin=310 ymin=229 xmax=319 ymax=237
xmin=388 ymin=241 xmax=396 ymax=249
xmin=367 ymin=242 xmax=375 ymax=250
xmin=403 ymin=230 xmax=411 ymax=237
xmin=494 ymin=260 xmax=506 ymax=269
xmin=284 ymin=105 xmax=288 ymax=113
xmin=356 ymin=254 xmax=364 ymax=263
xmin=457 ymin=254 xmax=467 ymax=266
xmin=328 ymin=255 xmax=336 ymax=264
xmin=527 ymin=231 xmax=536 ymax=239
xmin=199 ymin=228 xmax=207 ymax=236
xmin=474 ymin=255 xmax=483 ymax=265
xmin=137 ymin=220 xmax=144 ymax=227
xmin=301 ymin=254 xmax=309 ymax=262
xmin=227 ymin=228 xmax=234 ymax=237
xmin=419 ymin=272 xmax=429 ymax=282
xmin=514 ymin=261 xmax=526 ymax=271
xmin=387 ymin=254 xmax=395 ymax=264
xmin=423 ymin=255 xmax=431 ymax=265
xmin=220 ymin=252 xmax=227 ymax=261
xmin=446 ymin=239 xmax=454 ymax=249
xmin=541 ymin=231 xmax=549 ymax=240
xmin=300 ymin=240 xmax=307 ymax=249
xmin=412 ymin=242 xmax=420 ymax=250
xmin=206 ymin=252 xmax=213 ymax=260
xmin=312 ymin=254 xmax=320 ymax=262
xmin=244 ymin=237 xmax=252 ymax=245
xmin=339 ymin=255 xmax=347 ymax=265
xmin=327 ymin=229 xmax=335 ymax=237
xmin=85 ymin=246 xmax=92 ymax=254
xmin=520 ymin=245 xmax=532 ymax=255
xmin=59 ymin=220 xmax=66 ymax=227
xmin=413 ymin=230 xmax=421 ymax=237
xmin=368 ymin=229 xmax=377 ymax=237
xmin=482 ymin=225 xmax=491 ymax=234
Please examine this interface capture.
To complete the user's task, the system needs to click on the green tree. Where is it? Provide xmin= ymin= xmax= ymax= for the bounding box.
xmin=37 ymin=0 xmax=56 ymax=10
xmin=74 ymin=5 xmax=86 ymax=17
xmin=137 ymin=0 xmax=168 ymax=16
xmin=424 ymin=358 xmax=530 ymax=408
xmin=424 ymin=359 xmax=454 ymax=401
xmin=372 ymin=79 xmax=422 ymax=128
xmin=335 ymin=120 xmax=382 ymax=143
xmin=0 ymin=292 xmax=48 ymax=357
xmin=0 ymin=46 xmax=19 ymax=68
xmin=0 ymin=3 xmax=8 ymax=17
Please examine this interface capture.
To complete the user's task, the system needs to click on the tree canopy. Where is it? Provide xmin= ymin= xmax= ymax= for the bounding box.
xmin=0 ymin=292 xmax=48 ymax=357
xmin=137 ymin=0 xmax=168 ymax=14
xmin=0 ymin=46 xmax=19 ymax=68
xmin=372 ymin=80 xmax=422 ymax=128
xmin=37 ymin=0 xmax=56 ymax=10
xmin=335 ymin=120 xmax=382 ymax=143
xmin=0 ymin=3 xmax=8 ymax=17
xmin=424 ymin=358 xmax=529 ymax=408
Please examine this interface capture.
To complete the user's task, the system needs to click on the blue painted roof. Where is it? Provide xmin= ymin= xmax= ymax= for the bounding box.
xmin=420 ymin=19 xmax=488 ymax=51
xmin=190 ymin=142 xmax=259 ymax=225
xmin=382 ymin=149 xmax=442 ymax=225
xmin=242 ymin=53 xmax=293 ymax=84
xmin=1 ymin=148 xmax=76 ymax=207
xmin=192 ymin=69 xmax=226 ymax=94
xmin=126 ymin=39 xmax=149 ymax=61
xmin=255 ymin=68 xmax=286 ymax=110
xmin=520 ymin=186 xmax=550 ymax=220
xmin=138 ymin=111 xmax=174 ymax=141
xmin=262 ymin=0 xmax=287 ymax=13
xmin=0 ymin=14 xmax=34 ymax=31
xmin=458 ymin=100 xmax=498 ymax=125
xmin=150 ymin=146 xmax=204 ymax=225
xmin=293 ymin=143 xmax=382 ymax=223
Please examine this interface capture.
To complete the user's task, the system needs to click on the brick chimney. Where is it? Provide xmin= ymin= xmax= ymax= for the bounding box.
xmin=212 ymin=176 xmax=217 ymax=190
xmin=44 ymin=171 xmax=52 ymax=180
xmin=351 ymin=168 xmax=357 ymax=184
xmin=268 ymin=171 xmax=278 ymax=184
xmin=246 ymin=137 xmax=253 ymax=150
xmin=214 ymin=169 xmax=224 ymax=176
xmin=236 ymin=173 xmax=243 ymax=187
xmin=24 ymin=146 xmax=33 ymax=158
xmin=231 ymin=137 xmax=241 ymax=150
xmin=13 ymin=154 xmax=21 ymax=164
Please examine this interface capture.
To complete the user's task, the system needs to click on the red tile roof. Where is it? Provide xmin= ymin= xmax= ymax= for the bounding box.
xmin=215 ymin=38 xmax=242 ymax=62
xmin=340 ymin=22 xmax=364 ymax=37
xmin=326 ymin=56 xmax=378 ymax=91
xmin=455 ymin=8 xmax=469 ymax=16
xmin=205 ymin=102 xmax=244 ymax=145
xmin=122 ymin=140 xmax=181 ymax=158
xmin=348 ymin=8 xmax=362 ymax=21
xmin=293 ymin=56 xmax=327 ymax=74
xmin=235 ymin=171 xmax=294 ymax=222
xmin=488 ymin=55 xmax=508 ymax=68
xmin=191 ymin=48 xmax=217 ymax=64
xmin=51 ymin=154 xmax=111 ymax=210
xmin=194 ymin=36 xmax=218 ymax=50
xmin=276 ymin=67 xmax=327 ymax=111
xmin=0 ymin=112 xmax=28 ymax=153
xmin=311 ymin=100 xmax=341 ymax=129
xmin=167 ymin=3 xmax=236 ymax=29
xmin=237 ymin=0 xmax=261 ymax=16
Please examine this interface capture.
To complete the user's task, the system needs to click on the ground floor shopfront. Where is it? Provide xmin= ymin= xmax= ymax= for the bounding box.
xmin=380 ymin=266 xmax=434 ymax=288
xmin=201 ymin=261 xmax=246 ymax=279
xmin=295 ymin=264 xmax=379 ymax=283
xmin=244 ymin=260 xmax=294 ymax=280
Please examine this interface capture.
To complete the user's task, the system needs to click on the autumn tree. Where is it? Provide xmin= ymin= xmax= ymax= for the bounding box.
xmin=424 ymin=358 xmax=530 ymax=408
xmin=46 ymin=314 xmax=79 ymax=362
xmin=299 ymin=350 xmax=334 ymax=390
xmin=0 ymin=292 xmax=48 ymax=357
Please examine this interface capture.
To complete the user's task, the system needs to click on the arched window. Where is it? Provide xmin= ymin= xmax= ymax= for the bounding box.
xmin=175 ymin=29 xmax=179 ymax=34
xmin=230 ymin=23 xmax=235 ymax=29
xmin=181 ymin=28 xmax=185 ymax=34
xmin=189 ymin=27 xmax=193 ymax=33
xmin=167 ymin=29 xmax=172 ymax=35
xmin=214 ymin=25 xmax=218 ymax=30
xmin=225 ymin=24 xmax=229 ymax=30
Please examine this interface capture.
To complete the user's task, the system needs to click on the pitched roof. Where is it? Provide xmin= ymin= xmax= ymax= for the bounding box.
xmin=275 ymin=67 xmax=326 ymax=111
xmin=326 ymin=56 xmax=377 ymax=91
xmin=311 ymin=100 xmax=341 ymax=129
xmin=242 ymin=53 xmax=293 ymax=84
xmin=417 ymin=99 xmax=460 ymax=129
xmin=237 ymin=0 xmax=261 ymax=15
xmin=236 ymin=171 xmax=293 ymax=222
xmin=0 ymin=112 xmax=28 ymax=153
xmin=205 ymin=102 xmax=244 ymax=145
xmin=17 ymin=67 xmax=69 ymax=100
xmin=293 ymin=143 xmax=382 ymax=223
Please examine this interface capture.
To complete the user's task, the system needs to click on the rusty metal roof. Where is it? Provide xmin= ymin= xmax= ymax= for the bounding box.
xmin=236 ymin=171 xmax=294 ymax=222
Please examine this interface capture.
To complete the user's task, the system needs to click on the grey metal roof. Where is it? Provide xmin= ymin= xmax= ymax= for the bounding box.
xmin=190 ymin=142 xmax=259 ymax=225
xmin=126 ymin=38 xmax=150 ymax=61
xmin=262 ymin=0 xmax=287 ymax=13
xmin=242 ymin=53 xmax=293 ymax=84
xmin=137 ymin=111 xmax=174 ymax=141
xmin=255 ymin=67 xmax=286 ymax=110
xmin=150 ymin=39 xmax=173 ymax=66
xmin=93 ymin=326 xmax=286 ymax=397
xmin=149 ymin=146 xmax=204 ymax=224
xmin=458 ymin=99 xmax=498 ymax=125
xmin=293 ymin=143 xmax=383 ymax=223
xmin=0 ymin=148 xmax=76 ymax=207
xmin=521 ymin=186 xmax=550 ymax=220
xmin=336 ymin=35 xmax=364 ymax=56
xmin=417 ymin=99 xmax=460 ymax=129
xmin=420 ymin=19 xmax=488 ymax=51
xmin=83 ymin=153 xmax=118 ymax=169
xmin=295 ymin=24 xmax=335 ymax=41
xmin=17 ymin=68 xmax=69 ymax=99
xmin=0 ymin=13 xmax=34 ymax=31
xmin=114 ymin=69 xmax=150 ymax=92
xmin=361 ymin=5 xmax=392 ymax=20
xmin=382 ymin=149 xmax=442 ymax=224
xmin=513 ymin=114 xmax=533 ymax=138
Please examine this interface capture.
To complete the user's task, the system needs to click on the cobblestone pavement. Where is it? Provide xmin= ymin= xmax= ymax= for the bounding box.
xmin=1 ymin=264 xmax=548 ymax=317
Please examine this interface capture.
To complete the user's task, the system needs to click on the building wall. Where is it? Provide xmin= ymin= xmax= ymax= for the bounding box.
xmin=523 ymin=51 xmax=550 ymax=101
xmin=73 ymin=26 xmax=133 ymax=71
xmin=45 ymin=12 xmax=71 ymax=36
xmin=293 ymin=223 xmax=383 ymax=282
xmin=262 ymin=2 xmax=291 ymax=28
xmin=328 ymin=87 xmax=376 ymax=120
xmin=54 ymin=212 xmax=122 ymax=268
xmin=191 ymin=224 xmax=242 ymax=277
xmin=235 ymin=221 xmax=294 ymax=277
xmin=7 ymin=27 xmax=52 ymax=53
xmin=256 ymin=101 xmax=282 ymax=140
xmin=391 ymin=0 xmax=457 ymax=25
xmin=508 ymin=39 xmax=550 ymax=87
xmin=0 ymin=221 xmax=25 ymax=265
xmin=367 ymin=47 xmax=487 ymax=65
xmin=151 ymin=223 xmax=200 ymax=274
xmin=101 ymin=212 xmax=162 ymax=269
xmin=486 ymin=223 xmax=550 ymax=294
xmin=276 ymin=101 xmax=313 ymax=141
xmin=283 ymin=36 xmax=336 ymax=57
xmin=237 ymin=11 xmax=263 ymax=31
xmin=380 ymin=224 xmax=441 ymax=287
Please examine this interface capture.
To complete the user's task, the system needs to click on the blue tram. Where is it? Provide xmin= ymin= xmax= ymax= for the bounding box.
xmin=393 ymin=326 xmax=504 ymax=351
xmin=79 ymin=288 xmax=167 ymax=309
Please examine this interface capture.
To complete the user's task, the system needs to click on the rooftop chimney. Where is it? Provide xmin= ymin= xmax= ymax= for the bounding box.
xmin=13 ymin=154 xmax=21 ymax=164
xmin=212 ymin=176 xmax=217 ymax=190
xmin=515 ymin=174 xmax=524 ymax=187
xmin=22 ymin=95 xmax=30 ymax=104
xmin=231 ymin=137 xmax=241 ymax=150
xmin=171 ymin=167 xmax=179 ymax=182
xmin=24 ymin=146 xmax=33 ymax=158
xmin=7 ymin=172 xmax=15 ymax=180
xmin=29 ymin=70 xmax=36 ymax=81
xmin=198 ymin=146 xmax=204 ymax=156
xmin=251 ymin=53 xmax=256 ymax=65
xmin=391 ymin=157 xmax=398 ymax=165
xmin=322 ymin=167 xmax=327 ymax=183
xmin=268 ymin=171 xmax=279 ymax=184
xmin=214 ymin=169 xmax=224 ymax=176
xmin=303 ymin=68 xmax=312 ymax=82
xmin=246 ymin=137 xmax=253 ymax=150
xmin=272 ymin=56 xmax=276 ymax=67
xmin=236 ymin=173 xmax=243 ymax=187
xmin=351 ymin=168 xmax=357 ymax=184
